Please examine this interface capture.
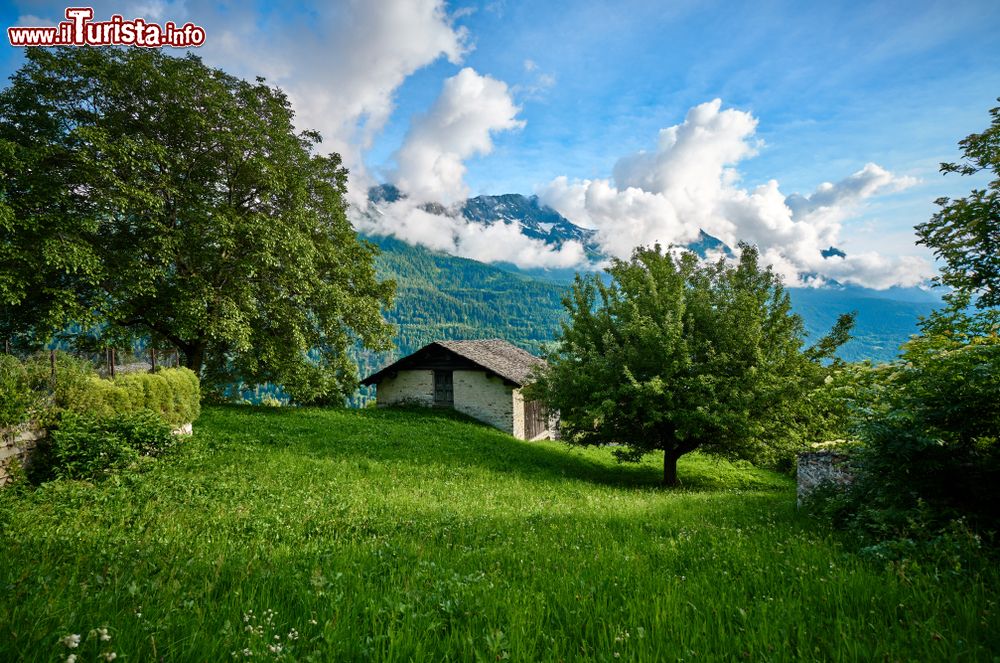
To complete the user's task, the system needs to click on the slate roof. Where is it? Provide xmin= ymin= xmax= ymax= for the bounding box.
xmin=362 ymin=339 xmax=546 ymax=387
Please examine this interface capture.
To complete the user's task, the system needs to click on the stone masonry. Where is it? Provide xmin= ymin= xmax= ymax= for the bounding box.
xmin=376 ymin=370 xmax=435 ymax=407
xmin=452 ymin=370 xmax=514 ymax=434
xmin=796 ymin=450 xmax=854 ymax=506
xmin=0 ymin=425 xmax=45 ymax=486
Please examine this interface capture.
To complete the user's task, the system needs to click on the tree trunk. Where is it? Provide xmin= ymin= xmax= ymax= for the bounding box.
xmin=663 ymin=450 xmax=681 ymax=487
xmin=181 ymin=341 xmax=206 ymax=376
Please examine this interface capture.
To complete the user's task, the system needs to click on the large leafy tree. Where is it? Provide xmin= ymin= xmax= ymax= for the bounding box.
xmin=530 ymin=244 xmax=853 ymax=486
xmin=0 ymin=47 xmax=394 ymax=403
xmin=916 ymin=99 xmax=1000 ymax=308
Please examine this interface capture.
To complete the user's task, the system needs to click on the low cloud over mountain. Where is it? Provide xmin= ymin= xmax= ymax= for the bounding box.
xmin=537 ymin=100 xmax=931 ymax=288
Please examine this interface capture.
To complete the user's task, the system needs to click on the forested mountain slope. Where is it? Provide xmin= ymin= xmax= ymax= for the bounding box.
xmin=357 ymin=234 xmax=940 ymax=387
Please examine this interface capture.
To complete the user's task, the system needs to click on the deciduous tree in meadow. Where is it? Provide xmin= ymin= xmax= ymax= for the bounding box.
xmin=529 ymin=244 xmax=853 ymax=486
xmin=0 ymin=47 xmax=394 ymax=403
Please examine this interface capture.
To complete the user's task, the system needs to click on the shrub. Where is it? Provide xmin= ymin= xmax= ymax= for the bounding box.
xmin=813 ymin=306 xmax=1000 ymax=547
xmin=0 ymin=354 xmax=33 ymax=427
xmin=43 ymin=410 xmax=176 ymax=480
xmin=73 ymin=376 xmax=132 ymax=419
xmin=104 ymin=409 xmax=175 ymax=457
xmin=23 ymin=351 xmax=97 ymax=418
xmin=46 ymin=367 xmax=202 ymax=428
xmin=115 ymin=367 xmax=200 ymax=427
xmin=46 ymin=412 xmax=140 ymax=480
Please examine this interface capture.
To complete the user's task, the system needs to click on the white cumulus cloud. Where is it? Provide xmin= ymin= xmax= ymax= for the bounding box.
xmin=391 ymin=67 xmax=525 ymax=205
xmin=538 ymin=99 xmax=932 ymax=289
xmin=107 ymin=0 xmax=469 ymax=206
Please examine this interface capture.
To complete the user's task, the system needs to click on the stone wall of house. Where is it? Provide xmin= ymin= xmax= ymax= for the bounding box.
xmin=796 ymin=450 xmax=853 ymax=506
xmin=453 ymin=370 xmax=514 ymax=434
xmin=0 ymin=425 xmax=45 ymax=486
xmin=376 ymin=370 xmax=435 ymax=407
xmin=512 ymin=388 xmax=525 ymax=439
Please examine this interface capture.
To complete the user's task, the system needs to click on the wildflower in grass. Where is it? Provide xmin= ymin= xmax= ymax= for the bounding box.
xmin=98 ymin=627 xmax=111 ymax=641
xmin=61 ymin=634 xmax=81 ymax=649
xmin=103 ymin=653 xmax=117 ymax=661
xmin=268 ymin=643 xmax=283 ymax=654
xmin=287 ymin=629 xmax=299 ymax=640
xmin=65 ymin=655 xmax=77 ymax=663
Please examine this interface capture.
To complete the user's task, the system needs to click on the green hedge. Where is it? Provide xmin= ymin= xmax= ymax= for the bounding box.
xmin=1 ymin=352 xmax=200 ymax=429
xmin=77 ymin=368 xmax=201 ymax=427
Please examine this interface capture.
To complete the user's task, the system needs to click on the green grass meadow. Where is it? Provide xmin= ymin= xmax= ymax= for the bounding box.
xmin=2 ymin=406 xmax=997 ymax=661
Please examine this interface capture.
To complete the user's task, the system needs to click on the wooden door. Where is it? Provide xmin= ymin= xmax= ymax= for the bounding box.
xmin=524 ymin=399 xmax=547 ymax=439
xmin=434 ymin=370 xmax=454 ymax=407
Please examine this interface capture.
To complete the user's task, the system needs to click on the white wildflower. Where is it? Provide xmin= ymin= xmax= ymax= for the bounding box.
xmin=104 ymin=653 xmax=117 ymax=661
xmin=98 ymin=627 xmax=111 ymax=641
xmin=65 ymin=655 xmax=77 ymax=663
xmin=61 ymin=634 xmax=81 ymax=649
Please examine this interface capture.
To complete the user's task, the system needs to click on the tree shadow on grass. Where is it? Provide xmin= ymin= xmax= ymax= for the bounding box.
xmin=198 ymin=405 xmax=790 ymax=493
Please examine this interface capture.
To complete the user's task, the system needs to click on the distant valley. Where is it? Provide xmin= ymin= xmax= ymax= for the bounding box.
xmin=356 ymin=188 xmax=942 ymax=379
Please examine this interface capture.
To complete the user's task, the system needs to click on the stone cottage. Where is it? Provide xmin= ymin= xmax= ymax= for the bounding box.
xmin=361 ymin=339 xmax=557 ymax=440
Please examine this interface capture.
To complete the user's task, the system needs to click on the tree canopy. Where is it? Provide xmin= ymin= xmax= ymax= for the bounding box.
xmin=916 ymin=99 xmax=1000 ymax=308
xmin=529 ymin=243 xmax=853 ymax=486
xmin=0 ymin=47 xmax=394 ymax=403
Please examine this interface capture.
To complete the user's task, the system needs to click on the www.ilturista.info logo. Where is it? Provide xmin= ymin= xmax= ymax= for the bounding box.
xmin=8 ymin=7 xmax=206 ymax=48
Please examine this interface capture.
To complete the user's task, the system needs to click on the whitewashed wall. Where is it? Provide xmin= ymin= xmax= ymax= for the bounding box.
xmin=452 ymin=370 xmax=515 ymax=434
xmin=376 ymin=370 xmax=435 ymax=407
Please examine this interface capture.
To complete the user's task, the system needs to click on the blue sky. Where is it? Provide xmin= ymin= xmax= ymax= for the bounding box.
xmin=2 ymin=0 xmax=998 ymax=286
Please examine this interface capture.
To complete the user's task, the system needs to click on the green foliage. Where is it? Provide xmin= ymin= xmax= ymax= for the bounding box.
xmin=916 ymin=99 xmax=1000 ymax=307
xmin=0 ymin=354 xmax=32 ymax=427
xmin=40 ymin=410 xmax=174 ymax=481
xmin=530 ymin=243 xmax=853 ymax=485
xmin=71 ymin=376 xmax=130 ymax=420
xmin=0 ymin=47 xmax=394 ymax=404
xmin=102 ymin=409 xmax=176 ymax=458
xmin=0 ymin=406 xmax=996 ymax=660
xmin=817 ymin=304 xmax=1000 ymax=543
xmin=114 ymin=368 xmax=201 ymax=428
xmin=815 ymin=100 xmax=1000 ymax=547
xmin=45 ymin=412 xmax=141 ymax=481
xmin=22 ymin=352 xmax=99 ymax=422
xmin=2 ymin=352 xmax=199 ymax=427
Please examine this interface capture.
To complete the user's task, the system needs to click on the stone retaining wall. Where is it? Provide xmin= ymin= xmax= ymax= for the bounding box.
xmin=796 ymin=450 xmax=853 ymax=506
xmin=0 ymin=425 xmax=45 ymax=486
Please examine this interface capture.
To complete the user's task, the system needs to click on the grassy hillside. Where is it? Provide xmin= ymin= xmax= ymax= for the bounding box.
xmin=2 ymin=407 xmax=996 ymax=661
